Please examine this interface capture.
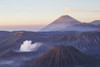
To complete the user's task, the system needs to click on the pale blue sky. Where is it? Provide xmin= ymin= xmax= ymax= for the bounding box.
xmin=0 ymin=0 xmax=100 ymax=31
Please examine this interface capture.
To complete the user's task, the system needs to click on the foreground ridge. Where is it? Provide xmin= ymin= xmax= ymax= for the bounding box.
xmin=31 ymin=46 xmax=100 ymax=67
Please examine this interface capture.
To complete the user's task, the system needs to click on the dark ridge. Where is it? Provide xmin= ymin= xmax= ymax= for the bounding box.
xmin=0 ymin=31 xmax=10 ymax=39
xmin=32 ymin=46 xmax=100 ymax=67
xmin=91 ymin=20 xmax=100 ymax=25
xmin=74 ymin=23 xmax=98 ymax=28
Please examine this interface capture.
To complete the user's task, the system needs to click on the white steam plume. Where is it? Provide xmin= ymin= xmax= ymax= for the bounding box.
xmin=20 ymin=40 xmax=42 ymax=52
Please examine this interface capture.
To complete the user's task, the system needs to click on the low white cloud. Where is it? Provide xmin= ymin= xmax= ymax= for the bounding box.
xmin=20 ymin=40 xmax=42 ymax=52
xmin=65 ymin=7 xmax=100 ymax=13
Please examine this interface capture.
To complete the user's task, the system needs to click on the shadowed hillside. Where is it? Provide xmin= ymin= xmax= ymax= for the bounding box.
xmin=30 ymin=46 xmax=100 ymax=67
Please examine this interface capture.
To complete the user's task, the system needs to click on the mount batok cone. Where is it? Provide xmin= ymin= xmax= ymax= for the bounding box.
xmin=30 ymin=46 xmax=100 ymax=67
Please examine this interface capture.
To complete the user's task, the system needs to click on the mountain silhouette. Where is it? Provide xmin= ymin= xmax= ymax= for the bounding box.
xmin=91 ymin=20 xmax=100 ymax=25
xmin=41 ymin=15 xmax=81 ymax=31
xmin=40 ymin=15 xmax=100 ymax=31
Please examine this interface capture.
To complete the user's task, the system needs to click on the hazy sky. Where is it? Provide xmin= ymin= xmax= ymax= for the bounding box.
xmin=0 ymin=0 xmax=100 ymax=31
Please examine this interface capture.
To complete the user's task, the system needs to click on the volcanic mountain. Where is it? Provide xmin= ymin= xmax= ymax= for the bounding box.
xmin=1 ymin=30 xmax=100 ymax=57
xmin=0 ymin=31 xmax=59 ymax=58
xmin=1 ymin=31 xmax=100 ymax=67
xmin=91 ymin=20 xmax=100 ymax=25
xmin=71 ymin=23 xmax=100 ymax=31
xmin=74 ymin=23 xmax=97 ymax=27
xmin=40 ymin=15 xmax=100 ymax=31
xmin=40 ymin=15 xmax=81 ymax=31
xmin=31 ymin=46 xmax=100 ymax=67
xmin=55 ymin=30 xmax=100 ymax=55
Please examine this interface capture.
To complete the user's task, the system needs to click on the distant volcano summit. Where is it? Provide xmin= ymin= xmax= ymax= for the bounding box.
xmin=50 ymin=15 xmax=81 ymax=25
xmin=40 ymin=15 xmax=100 ymax=31
xmin=41 ymin=15 xmax=81 ymax=31
xmin=33 ymin=46 xmax=100 ymax=67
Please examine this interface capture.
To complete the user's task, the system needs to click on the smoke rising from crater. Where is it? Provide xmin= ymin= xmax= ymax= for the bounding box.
xmin=20 ymin=40 xmax=42 ymax=52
